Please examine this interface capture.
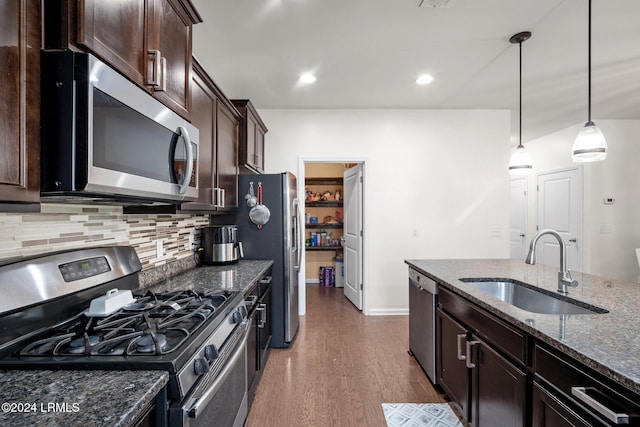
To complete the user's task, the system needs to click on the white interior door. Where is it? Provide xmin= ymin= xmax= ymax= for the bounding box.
xmin=537 ymin=168 xmax=582 ymax=272
xmin=343 ymin=164 xmax=363 ymax=310
xmin=510 ymin=177 xmax=527 ymax=260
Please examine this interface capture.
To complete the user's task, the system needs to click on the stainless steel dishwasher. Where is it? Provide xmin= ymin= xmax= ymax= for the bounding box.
xmin=409 ymin=267 xmax=438 ymax=384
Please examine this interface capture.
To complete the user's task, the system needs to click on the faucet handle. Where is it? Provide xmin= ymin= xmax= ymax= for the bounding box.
xmin=567 ymin=269 xmax=579 ymax=287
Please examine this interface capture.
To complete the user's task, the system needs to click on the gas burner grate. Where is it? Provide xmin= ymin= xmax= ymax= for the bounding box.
xmin=15 ymin=289 xmax=234 ymax=358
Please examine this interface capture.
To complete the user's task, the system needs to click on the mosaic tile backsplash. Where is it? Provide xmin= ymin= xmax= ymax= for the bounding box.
xmin=0 ymin=204 xmax=210 ymax=276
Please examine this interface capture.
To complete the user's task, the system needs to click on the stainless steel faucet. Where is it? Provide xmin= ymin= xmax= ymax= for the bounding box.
xmin=525 ymin=229 xmax=578 ymax=294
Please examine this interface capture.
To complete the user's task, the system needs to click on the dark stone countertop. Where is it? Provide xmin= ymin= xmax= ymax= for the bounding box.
xmin=0 ymin=259 xmax=274 ymax=427
xmin=143 ymin=259 xmax=274 ymax=295
xmin=0 ymin=370 xmax=168 ymax=427
xmin=405 ymin=259 xmax=640 ymax=397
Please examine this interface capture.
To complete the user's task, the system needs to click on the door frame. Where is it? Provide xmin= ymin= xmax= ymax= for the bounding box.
xmin=509 ymin=176 xmax=528 ymax=260
xmin=297 ymin=156 xmax=369 ymax=316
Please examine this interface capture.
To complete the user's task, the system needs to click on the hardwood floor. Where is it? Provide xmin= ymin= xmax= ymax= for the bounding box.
xmin=246 ymin=286 xmax=445 ymax=427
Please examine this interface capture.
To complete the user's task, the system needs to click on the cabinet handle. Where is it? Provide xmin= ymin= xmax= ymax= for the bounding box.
xmin=158 ymin=56 xmax=167 ymax=92
xmin=571 ymin=387 xmax=629 ymax=424
xmin=147 ymin=49 xmax=162 ymax=88
xmin=245 ymin=295 xmax=258 ymax=307
xmin=257 ymin=303 xmax=267 ymax=328
xmin=465 ymin=340 xmax=480 ymax=369
xmin=456 ymin=334 xmax=466 ymax=361
xmin=260 ymin=276 xmax=272 ymax=285
xmin=213 ymin=188 xmax=224 ymax=208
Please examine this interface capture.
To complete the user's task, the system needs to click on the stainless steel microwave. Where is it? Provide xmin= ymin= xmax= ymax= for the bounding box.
xmin=40 ymin=51 xmax=198 ymax=205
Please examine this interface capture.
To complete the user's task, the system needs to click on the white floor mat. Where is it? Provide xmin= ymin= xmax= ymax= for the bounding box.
xmin=382 ymin=403 xmax=465 ymax=427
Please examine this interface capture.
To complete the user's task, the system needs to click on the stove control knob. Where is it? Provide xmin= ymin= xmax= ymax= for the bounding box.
xmin=232 ymin=310 xmax=244 ymax=324
xmin=204 ymin=344 xmax=219 ymax=361
xmin=193 ymin=358 xmax=210 ymax=375
xmin=238 ymin=305 xmax=248 ymax=318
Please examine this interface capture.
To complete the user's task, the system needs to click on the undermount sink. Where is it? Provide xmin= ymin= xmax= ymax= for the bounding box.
xmin=458 ymin=278 xmax=608 ymax=315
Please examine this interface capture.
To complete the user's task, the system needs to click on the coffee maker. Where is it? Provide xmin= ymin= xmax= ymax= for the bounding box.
xmin=201 ymin=225 xmax=244 ymax=265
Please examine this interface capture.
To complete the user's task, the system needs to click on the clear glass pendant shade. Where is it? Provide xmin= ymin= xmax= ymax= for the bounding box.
xmin=572 ymin=121 xmax=608 ymax=162
xmin=509 ymin=144 xmax=533 ymax=175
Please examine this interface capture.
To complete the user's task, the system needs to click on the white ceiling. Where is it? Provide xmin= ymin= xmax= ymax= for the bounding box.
xmin=191 ymin=0 xmax=640 ymax=144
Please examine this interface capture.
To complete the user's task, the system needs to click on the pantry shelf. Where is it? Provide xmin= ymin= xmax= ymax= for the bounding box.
xmin=305 ymin=201 xmax=343 ymax=207
xmin=305 ymin=247 xmax=343 ymax=251
xmin=306 ymin=223 xmax=343 ymax=229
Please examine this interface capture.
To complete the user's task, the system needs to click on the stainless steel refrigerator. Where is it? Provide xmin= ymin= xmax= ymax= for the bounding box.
xmin=236 ymin=172 xmax=302 ymax=347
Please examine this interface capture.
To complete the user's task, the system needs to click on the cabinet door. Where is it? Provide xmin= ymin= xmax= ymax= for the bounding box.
xmin=532 ymin=382 xmax=592 ymax=427
xmin=77 ymin=0 xmax=148 ymax=87
xmin=471 ymin=339 xmax=527 ymax=427
xmin=184 ymin=65 xmax=215 ymax=209
xmin=215 ymin=101 xmax=239 ymax=211
xmin=0 ymin=0 xmax=40 ymax=207
xmin=257 ymin=283 xmax=272 ymax=369
xmin=148 ymin=0 xmax=192 ymax=119
xmin=437 ymin=309 xmax=470 ymax=419
xmin=254 ymin=124 xmax=265 ymax=173
xmin=245 ymin=113 xmax=258 ymax=170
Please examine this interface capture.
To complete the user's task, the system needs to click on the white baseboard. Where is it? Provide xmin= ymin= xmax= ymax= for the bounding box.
xmin=368 ymin=308 xmax=409 ymax=316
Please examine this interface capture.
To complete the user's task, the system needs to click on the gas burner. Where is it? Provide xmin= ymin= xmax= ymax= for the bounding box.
xmin=134 ymin=333 xmax=167 ymax=354
xmin=68 ymin=335 xmax=101 ymax=354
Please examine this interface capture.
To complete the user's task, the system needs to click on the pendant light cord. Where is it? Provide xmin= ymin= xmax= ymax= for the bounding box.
xmin=518 ymin=39 xmax=523 ymax=148
xmin=587 ymin=0 xmax=592 ymax=123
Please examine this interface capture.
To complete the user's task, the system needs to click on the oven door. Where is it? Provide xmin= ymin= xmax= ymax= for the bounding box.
xmin=171 ymin=319 xmax=250 ymax=427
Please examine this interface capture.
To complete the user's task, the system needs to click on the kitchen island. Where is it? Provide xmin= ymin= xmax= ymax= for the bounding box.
xmin=406 ymin=259 xmax=640 ymax=426
xmin=0 ymin=259 xmax=274 ymax=427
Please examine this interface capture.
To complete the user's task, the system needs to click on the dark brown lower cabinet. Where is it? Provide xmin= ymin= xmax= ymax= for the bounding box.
xmin=532 ymin=382 xmax=592 ymax=427
xmin=471 ymin=338 xmax=527 ymax=427
xmin=437 ymin=309 xmax=470 ymax=418
xmin=245 ymin=274 xmax=273 ymax=407
xmin=437 ymin=305 xmax=527 ymax=427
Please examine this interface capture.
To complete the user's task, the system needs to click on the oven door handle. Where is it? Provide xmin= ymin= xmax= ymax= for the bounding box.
xmin=187 ymin=319 xmax=250 ymax=419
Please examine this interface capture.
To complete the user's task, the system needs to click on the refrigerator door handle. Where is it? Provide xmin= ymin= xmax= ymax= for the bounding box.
xmin=293 ymin=198 xmax=303 ymax=271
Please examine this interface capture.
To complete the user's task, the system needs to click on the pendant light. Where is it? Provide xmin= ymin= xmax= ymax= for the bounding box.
xmin=508 ymin=31 xmax=533 ymax=175
xmin=572 ymin=0 xmax=607 ymax=162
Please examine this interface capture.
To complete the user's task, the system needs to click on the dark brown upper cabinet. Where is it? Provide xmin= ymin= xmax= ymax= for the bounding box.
xmin=231 ymin=100 xmax=267 ymax=174
xmin=179 ymin=60 xmax=240 ymax=214
xmin=45 ymin=0 xmax=202 ymax=120
xmin=0 ymin=0 xmax=41 ymax=211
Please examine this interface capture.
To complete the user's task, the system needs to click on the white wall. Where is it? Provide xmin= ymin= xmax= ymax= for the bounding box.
xmin=527 ymin=120 xmax=640 ymax=283
xmin=258 ymin=109 xmax=511 ymax=314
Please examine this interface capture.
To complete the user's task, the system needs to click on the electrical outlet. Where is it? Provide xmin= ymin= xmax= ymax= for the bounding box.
xmin=156 ymin=240 xmax=163 ymax=258
xmin=188 ymin=234 xmax=194 ymax=249
xmin=490 ymin=226 xmax=501 ymax=237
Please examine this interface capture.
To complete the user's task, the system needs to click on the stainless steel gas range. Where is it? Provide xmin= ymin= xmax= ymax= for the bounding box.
xmin=0 ymin=246 xmax=250 ymax=427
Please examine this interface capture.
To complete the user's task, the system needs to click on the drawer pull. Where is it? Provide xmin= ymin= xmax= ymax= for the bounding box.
xmin=571 ymin=387 xmax=630 ymax=424
xmin=457 ymin=334 xmax=466 ymax=360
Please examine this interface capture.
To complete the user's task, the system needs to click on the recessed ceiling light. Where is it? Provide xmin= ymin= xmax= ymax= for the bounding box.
xmin=299 ymin=73 xmax=317 ymax=84
xmin=416 ymin=74 xmax=434 ymax=85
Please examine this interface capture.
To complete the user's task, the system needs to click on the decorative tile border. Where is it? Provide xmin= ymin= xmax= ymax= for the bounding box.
xmin=0 ymin=204 xmax=210 ymax=278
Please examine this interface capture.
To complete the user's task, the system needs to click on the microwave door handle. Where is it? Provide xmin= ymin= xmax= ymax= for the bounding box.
xmin=177 ymin=126 xmax=193 ymax=195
